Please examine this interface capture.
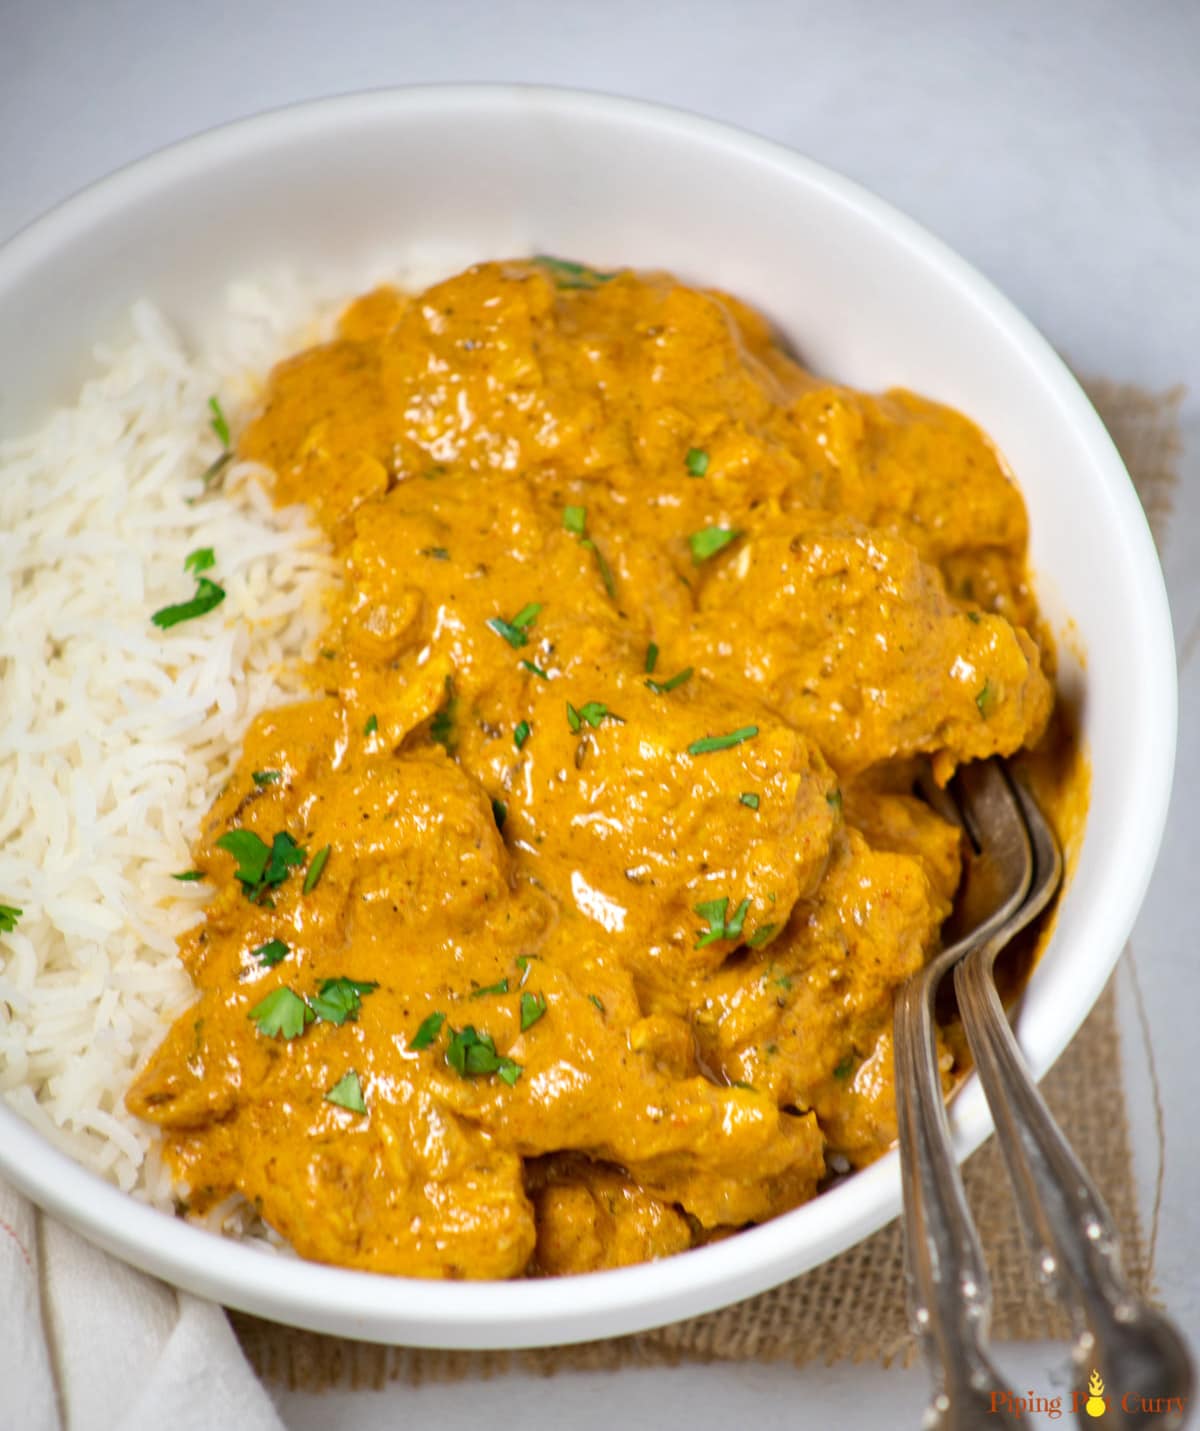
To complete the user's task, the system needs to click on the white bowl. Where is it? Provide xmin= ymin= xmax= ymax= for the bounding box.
xmin=0 ymin=85 xmax=1175 ymax=1348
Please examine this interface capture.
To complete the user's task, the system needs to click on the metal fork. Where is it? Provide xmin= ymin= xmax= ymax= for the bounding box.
xmin=953 ymin=769 xmax=1194 ymax=1431
xmin=894 ymin=760 xmax=1035 ymax=1429
xmin=897 ymin=759 xmax=1194 ymax=1430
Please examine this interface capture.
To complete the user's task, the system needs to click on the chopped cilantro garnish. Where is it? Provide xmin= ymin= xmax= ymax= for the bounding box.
xmin=578 ymin=701 xmax=611 ymax=727
xmin=694 ymin=896 xmax=751 ymax=948
xmin=492 ymin=799 xmax=507 ymax=831
xmin=488 ymin=602 xmax=541 ymax=649
xmin=325 ymin=1069 xmax=367 ymax=1114
xmin=976 ymin=681 xmax=995 ymax=717
xmin=309 ymin=976 xmax=378 ymax=1026
xmin=581 ymin=538 xmax=616 ymax=598
xmin=687 ymin=725 xmax=758 ymax=756
xmin=364 ymin=714 xmax=378 ymax=736
xmin=739 ymin=792 xmax=760 ymax=810
xmin=833 ymin=1054 xmax=857 ymax=1081
xmin=251 ymin=938 xmax=289 ymax=967
xmin=445 ymin=1025 xmax=523 ymax=1085
xmin=645 ymin=642 xmax=659 ymax=674
xmin=184 ymin=547 xmax=215 ymax=575
xmin=216 ymin=829 xmax=306 ymax=901
xmin=749 ymin=924 xmax=780 ymax=950
xmin=688 ymin=526 xmax=741 ymax=564
xmin=563 ymin=505 xmax=587 ymax=536
xmin=208 ymin=395 xmax=231 ymax=448
xmin=411 ymin=1011 xmax=446 ymax=1050
xmin=429 ymin=676 xmax=456 ymax=750
xmin=520 ymin=659 xmax=549 ymax=680
xmin=303 ymin=845 xmax=331 ymax=894
xmin=827 ymin=788 xmax=843 ymax=814
xmin=487 ymin=616 xmax=528 ymax=648
xmin=967 ymin=610 xmax=982 ymax=624
xmin=201 ymin=451 xmax=233 ymax=489
xmin=172 ymin=870 xmax=204 ymax=882
xmin=471 ymin=978 xmax=510 ymax=999
xmin=646 ymin=666 xmax=693 ymax=695
xmin=566 ymin=702 xmax=581 ymax=733
xmin=532 ymin=255 xmax=615 ymax=289
xmin=151 ymin=576 xmax=226 ymax=630
xmin=0 ymin=904 xmax=22 ymax=933
xmin=520 ymin=991 xmax=547 ymax=1031
xmin=248 ymin=986 xmax=313 ymax=1040
xmin=685 ymin=447 xmax=709 ymax=477
xmin=588 ymin=994 xmax=606 ymax=1014
xmin=514 ymin=720 xmax=532 ymax=750
xmin=252 ymin=770 xmax=281 ymax=786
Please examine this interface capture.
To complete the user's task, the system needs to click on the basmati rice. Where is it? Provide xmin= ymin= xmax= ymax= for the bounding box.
xmin=0 ymin=279 xmax=351 ymax=1214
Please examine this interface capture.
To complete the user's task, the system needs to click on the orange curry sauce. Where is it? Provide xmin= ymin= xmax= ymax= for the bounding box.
xmin=128 ymin=260 xmax=1057 ymax=1278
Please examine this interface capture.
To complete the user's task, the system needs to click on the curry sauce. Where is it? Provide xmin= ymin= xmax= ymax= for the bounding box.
xmin=127 ymin=260 xmax=1055 ymax=1278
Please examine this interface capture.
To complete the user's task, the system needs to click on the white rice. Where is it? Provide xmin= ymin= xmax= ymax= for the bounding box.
xmin=0 ymin=277 xmax=355 ymax=1211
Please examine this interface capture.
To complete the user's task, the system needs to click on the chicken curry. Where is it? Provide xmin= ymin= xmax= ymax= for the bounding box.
xmin=128 ymin=259 xmax=1055 ymax=1278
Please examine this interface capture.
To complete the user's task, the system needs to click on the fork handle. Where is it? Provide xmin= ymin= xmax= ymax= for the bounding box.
xmin=954 ymin=953 xmax=1194 ymax=1430
xmin=894 ymin=976 xmax=1028 ymax=1429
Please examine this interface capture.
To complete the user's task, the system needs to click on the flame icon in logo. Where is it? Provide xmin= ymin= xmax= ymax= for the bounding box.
xmin=1085 ymin=1369 xmax=1107 ymax=1418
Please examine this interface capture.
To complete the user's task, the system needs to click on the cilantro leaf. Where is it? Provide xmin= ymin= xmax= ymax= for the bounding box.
xmin=487 ymin=602 xmax=542 ymax=649
xmin=0 ymin=904 xmax=22 ymax=934
xmin=184 ymin=547 xmax=215 ymax=575
xmin=444 ymin=1025 xmax=523 ymax=1085
xmin=303 ymin=844 xmax=331 ymax=894
xmin=520 ymin=991 xmax=546 ymax=1031
xmin=685 ymin=447 xmax=709 ymax=477
xmin=325 ymin=1069 xmax=367 ymax=1114
xmin=410 ymin=1011 xmax=446 ymax=1050
xmin=532 ymin=255 xmax=616 ymax=289
xmin=252 ymin=938 xmax=289 ymax=967
xmin=309 ymin=976 xmax=378 ymax=1026
xmin=151 ymin=576 xmax=226 ymax=630
xmin=646 ymin=666 xmax=693 ymax=695
xmin=252 ymin=769 xmax=281 ymax=786
xmin=208 ymin=395 xmax=231 ymax=448
xmin=215 ymin=830 xmax=270 ymax=888
xmin=687 ymin=725 xmax=758 ymax=756
xmin=688 ymin=526 xmax=741 ymax=564
xmin=248 ymin=987 xmax=313 ymax=1039
xmin=470 ymin=978 xmax=509 ymax=999
xmin=581 ymin=538 xmax=616 ymax=597
xmin=695 ymin=896 xmax=751 ymax=948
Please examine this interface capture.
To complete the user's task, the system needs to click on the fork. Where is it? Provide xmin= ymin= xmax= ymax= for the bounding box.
xmin=952 ymin=768 xmax=1194 ymax=1431
xmin=898 ymin=759 xmax=1194 ymax=1431
xmin=894 ymin=760 xmax=1035 ymax=1429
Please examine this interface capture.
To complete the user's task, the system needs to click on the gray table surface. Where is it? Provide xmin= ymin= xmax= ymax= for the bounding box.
xmin=4 ymin=2 xmax=1198 ymax=1426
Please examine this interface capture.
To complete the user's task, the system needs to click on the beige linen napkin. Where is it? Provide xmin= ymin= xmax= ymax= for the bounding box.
xmin=0 ymin=1176 xmax=284 ymax=1431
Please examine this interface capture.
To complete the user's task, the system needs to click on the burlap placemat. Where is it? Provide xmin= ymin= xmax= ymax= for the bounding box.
xmin=231 ymin=381 xmax=1182 ymax=1391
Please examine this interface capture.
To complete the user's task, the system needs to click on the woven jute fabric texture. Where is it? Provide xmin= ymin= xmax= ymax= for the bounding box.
xmin=232 ymin=381 xmax=1179 ymax=1391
